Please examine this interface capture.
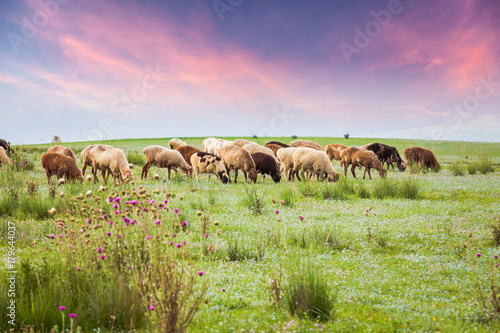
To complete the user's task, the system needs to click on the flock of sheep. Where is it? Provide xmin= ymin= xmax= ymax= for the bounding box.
xmin=0 ymin=137 xmax=441 ymax=185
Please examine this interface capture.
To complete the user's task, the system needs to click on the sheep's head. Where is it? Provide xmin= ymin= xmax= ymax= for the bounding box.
xmin=218 ymin=171 xmax=229 ymax=184
xmin=249 ymin=169 xmax=258 ymax=183
xmin=327 ymin=171 xmax=339 ymax=183
xmin=397 ymin=160 xmax=406 ymax=172
xmin=272 ymin=171 xmax=281 ymax=183
xmin=379 ymin=167 xmax=387 ymax=178
xmin=122 ymin=169 xmax=134 ymax=182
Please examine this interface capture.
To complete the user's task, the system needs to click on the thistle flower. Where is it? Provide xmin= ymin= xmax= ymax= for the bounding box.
xmin=176 ymin=243 xmax=182 ymax=248
xmin=198 ymin=271 xmax=204 ymax=276
xmin=476 ymin=253 xmax=481 ymax=258
xmin=76 ymin=267 xmax=81 ymax=271
xmin=182 ymin=221 xmax=188 ymax=226
xmin=494 ymin=255 xmax=499 ymax=259
xmin=98 ymin=247 xmax=102 ymax=253
xmin=69 ymin=313 xmax=76 ymax=318
xmin=114 ymin=197 xmax=121 ymax=202
xmin=299 ymin=216 xmax=304 ymax=221
xmin=59 ymin=306 xmax=66 ymax=311
xmin=275 ymin=210 xmax=279 ymax=214
xmin=100 ymin=255 xmax=106 ymax=259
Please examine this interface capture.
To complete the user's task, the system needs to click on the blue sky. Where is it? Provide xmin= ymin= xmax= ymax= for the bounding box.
xmin=1 ymin=0 xmax=499 ymax=144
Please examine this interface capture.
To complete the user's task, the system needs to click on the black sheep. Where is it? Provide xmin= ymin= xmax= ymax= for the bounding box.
xmin=251 ymin=152 xmax=281 ymax=183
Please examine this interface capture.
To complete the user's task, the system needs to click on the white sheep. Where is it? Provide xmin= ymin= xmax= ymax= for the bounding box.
xmin=292 ymin=148 xmax=339 ymax=182
xmin=203 ymin=137 xmax=233 ymax=155
xmin=141 ymin=145 xmax=190 ymax=180
xmin=276 ymin=147 xmax=300 ymax=181
xmin=91 ymin=146 xmax=133 ymax=184
xmin=169 ymin=138 xmax=187 ymax=150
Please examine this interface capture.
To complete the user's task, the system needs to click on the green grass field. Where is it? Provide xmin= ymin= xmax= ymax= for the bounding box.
xmin=1 ymin=137 xmax=499 ymax=332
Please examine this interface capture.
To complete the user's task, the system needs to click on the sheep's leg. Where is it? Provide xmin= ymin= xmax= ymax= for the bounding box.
xmin=82 ymin=163 xmax=87 ymax=176
xmin=207 ymin=173 xmax=211 ymax=182
xmin=344 ymin=162 xmax=348 ymax=178
xmin=243 ymin=171 xmax=248 ymax=182
xmin=226 ymin=168 xmax=232 ymax=183
xmin=45 ymin=170 xmax=52 ymax=184
xmin=141 ymin=162 xmax=150 ymax=179
xmin=351 ymin=165 xmax=357 ymax=179
xmin=101 ymin=169 xmax=108 ymax=184
xmin=234 ymin=169 xmax=238 ymax=183
xmin=92 ymin=165 xmax=99 ymax=184
xmin=167 ymin=167 xmax=171 ymax=180
xmin=262 ymin=174 xmax=265 ymax=182
xmin=367 ymin=167 xmax=373 ymax=180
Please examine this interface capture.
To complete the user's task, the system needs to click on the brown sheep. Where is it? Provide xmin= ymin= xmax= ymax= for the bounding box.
xmin=190 ymin=152 xmax=229 ymax=183
xmin=404 ymin=147 xmax=440 ymax=172
xmin=251 ymin=152 xmax=281 ymax=183
xmin=289 ymin=139 xmax=323 ymax=151
xmin=340 ymin=147 xmax=387 ymax=180
xmin=218 ymin=144 xmax=257 ymax=183
xmin=264 ymin=143 xmax=285 ymax=157
xmin=40 ymin=153 xmax=83 ymax=184
xmin=265 ymin=141 xmax=289 ymax=148
xmin=47 ymin=145 xmax=76 ymax=160
xmin=325 ymin=143 xmax=348 ymax=161
xmin=0 ymin=147 xmax=11 ymax=166
xmin=176 ymin=145 xmax=202 ymax=166
xmin=141 ymin=145 xmax=190 ymax=180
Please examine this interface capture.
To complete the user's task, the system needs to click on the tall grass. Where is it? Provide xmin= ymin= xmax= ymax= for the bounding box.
xmin=398 ymin=177 xmax=420 ymax=199
xmin=279 ymin=186 xmax=297 ymax=207
xmin=319 ymin=183 xmax=346 ymax=201
xmin=450 ymin=161 xmax=465 ymax=176
xmin=373 ymin=178 xmax=399 ymax=199
xmin=126 ymin=151 xmax=146 ymax=166
xmin=476 ymin=155 xmax=495 ymax=174
xmin=240 ymin=186 xmax=265 ymax=215
xmin=298 ymin=182 xmax=318 ymax=197
xmin=284 ymin=261 xmax=336 ymax=322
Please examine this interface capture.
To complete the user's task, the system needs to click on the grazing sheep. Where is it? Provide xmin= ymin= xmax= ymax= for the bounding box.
xmin=0 ymin=147 xmax=11 ymax=166
xmin=289 ymin=139 xmax=323 ymax=151
xmin=203 ymin=137 xmax=233 ymax=155
xmin=340 ymin=147 xmax=387 ymax=180
xmin=218 ymin=144 xmax=257 ymax=183
xmin=362 ymin=143 xmax=405 ymax=172
xmin=176 ymin=145 xmax=202 ymax=166
xmin=47 ymin=145 xmax=76 ymax=160
xmin=141 ymin=145 xmax=190 ymax=180
xmin=292 ymin=148 xmax=339 ymax=182
xmin=264 ymin=143 xmax=284 ymax=157
xmin=265 ymin=141 xmax=289 ymax=148
xmin=404 ymin=147 xmax=440 ymax=172
xmin=325 ymin=143 xmax=348 ymax=161
xmin=190 ymin=152 xmax=229 ymax=184
xmin=0 ymin=139 xmax=14 ymax=156
xmin=276 ymin=147 xmax=301 ymax=181
xmin=233 ymin=139 xmax=256 ymax=148
xmin=91 ymin=146 xmax=134 ymax=184
xmin=40 ymin=153 xmax=83 ymax=184
xmin=169 ymin=138 xmax=187 ymax=150
xmin=81 ymin=145 xmax=96 ymax=175
xmin=242 ymin=143 xmax=280 ymax=164
xmin=251 ymin=152 xmax=281 ymax=183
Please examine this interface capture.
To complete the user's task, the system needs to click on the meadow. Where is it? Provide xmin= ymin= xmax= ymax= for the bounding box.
xmin=1 ymin=137 xmax=499 ymax=332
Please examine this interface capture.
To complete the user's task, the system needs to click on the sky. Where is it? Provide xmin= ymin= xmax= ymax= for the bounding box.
xmin=1 ymin=0 xmax=500 ymax=145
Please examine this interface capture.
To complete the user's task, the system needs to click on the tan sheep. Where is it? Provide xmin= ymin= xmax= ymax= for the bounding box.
xmin=242 ymin=143 xmax=280 ymax=164
xmin=218 ymin=144 xmax=257 ymax=183
xmin=91 ymin=146 xmax=133 ymax=184
xmin=276 ymin=147 xmax=301 ymax=181
xmin=292 ymin=148 xmax=339 ymax=182
xmin=141 ymin=145 xmax=190 ymax=180
xmin=169 ymin=138 xmax=187 ymax=150
xmin=233 ymin=139 xmax=255 ymax=148
xmin=289 ymin=139 xmax=323 ymax=151
xmin=81 ymin=145 xmax=96 ymax=175
xmin=325 ymin=143 xmax=348 ymax=161
xmin=47 ymin=145 xmax=76 ymax=160
xmin=340 ymin=146 xmax=387 ymax=180
xmin=0 ymin=147 xmax=11 ymax=166
xmin=190 ymin=152 xmax=229 ymax=183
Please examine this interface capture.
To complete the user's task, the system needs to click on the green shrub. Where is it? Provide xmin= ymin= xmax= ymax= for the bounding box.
xmin=279 ymin=187 xmax=297 ymax=207
xmin=477 ymin=155 xmax=495 ymax=174
xmin=467 ymin=162 xmax=478 ymax=175
xmin=319 ymin=183 xmax=346 ymax=201
xmin=373 ymin=178 xmax=398 ymax=199
xmin=337 ymin=177 xmax=356 ymax=195
xmin=450 ymin=161 xmax=465 ymax=176
xmin=241 ymin=186 xmax=265 ymax=215
xmin=356 ymin=182 xmax=371 ymax=198
xmin=126 ymin=151 xmax=146 ymax=166
xmin=284 ymin=261 xmax=336 ymax=322
xmin=298 ymin=182 xmax=318 ymax=197
xmin=398 ymin=177 xmax=420 ymax=199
